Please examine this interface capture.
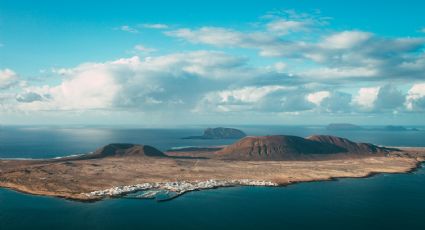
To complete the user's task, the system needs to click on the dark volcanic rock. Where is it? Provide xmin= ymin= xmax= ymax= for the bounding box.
xmin=183 ymin=127 xmax=246 ymax=139
xmin=216 ymin=135 xmax=345 ymax=160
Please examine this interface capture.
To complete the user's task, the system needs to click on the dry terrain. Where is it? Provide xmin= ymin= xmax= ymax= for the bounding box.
xmin=1 ymin=135 xmax=424 ymax=201
xmin=0 ymin=148 xmax=424 ymax=201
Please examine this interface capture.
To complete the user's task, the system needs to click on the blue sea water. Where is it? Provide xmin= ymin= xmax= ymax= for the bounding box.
xmin=0 ymin=125 xmax=425 ymax=229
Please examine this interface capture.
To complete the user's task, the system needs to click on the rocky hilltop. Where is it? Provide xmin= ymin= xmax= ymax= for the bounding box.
xmin=216 ymin=135 xmax=391 ymax=160
xmin=307 ymin=135 xmax=390 ymax=153
xmin=183 ymin=127 xmax=246 ymax=139
xmin=82 ymin=143 xmax=167 ymax=159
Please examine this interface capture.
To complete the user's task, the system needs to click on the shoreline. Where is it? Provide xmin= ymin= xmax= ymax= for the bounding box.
xmin=1 ymin=159 xmax=423 ymax=202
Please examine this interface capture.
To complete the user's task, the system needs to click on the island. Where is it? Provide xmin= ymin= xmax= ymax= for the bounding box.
xmin=326 ymin=123 xmax=419 ymax=131
xmin=0 ymin=134 xmax=424 ymax=201
xmin=326 ymin=123 xmax=364 ymax=130
xmin=182 ymin=127 xmax=247 ymax=139
xmin=383 ymin=125 xmax=419 ymax=131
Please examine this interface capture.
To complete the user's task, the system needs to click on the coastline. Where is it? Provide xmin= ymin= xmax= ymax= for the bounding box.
xmin=1 ymin=157 xmax=423 ymax=202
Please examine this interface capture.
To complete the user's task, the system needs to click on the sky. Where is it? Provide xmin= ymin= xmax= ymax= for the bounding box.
xmin=0 ymin=0 xmax=425 ymax=126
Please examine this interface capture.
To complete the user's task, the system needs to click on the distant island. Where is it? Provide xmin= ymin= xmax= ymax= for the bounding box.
xmin=326 ymin=123 xmax=364 ymax=130
xmin=383 ymin=125 xmax=419 ymax=131
xmin=183 ymin=127 xmax=246 ymax=139
xmin=1 ymin=134 xmax=424 ymax=202
xmin=326 ymin=123 xmax=419 ymax=131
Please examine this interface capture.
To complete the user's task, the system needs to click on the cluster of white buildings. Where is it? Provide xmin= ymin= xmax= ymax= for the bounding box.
xmin=87 ymin=183 xmax=155 ymax=197
xmin=84 ymin=179 xmax=278 ymax=198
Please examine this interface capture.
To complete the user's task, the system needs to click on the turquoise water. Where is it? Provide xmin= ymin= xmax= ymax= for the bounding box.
xmin=1 ymin=126 xmax=425 ymax=229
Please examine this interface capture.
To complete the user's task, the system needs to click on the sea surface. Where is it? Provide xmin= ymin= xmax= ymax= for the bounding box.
xmin=1 ymin=125 xmax=425 ymax=229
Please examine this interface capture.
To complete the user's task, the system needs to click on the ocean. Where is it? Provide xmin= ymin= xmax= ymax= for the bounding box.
xmin=1 ymin=125 xmax=425 ymax=229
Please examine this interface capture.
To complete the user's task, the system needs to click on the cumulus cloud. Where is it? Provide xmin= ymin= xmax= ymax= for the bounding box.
xmin=4 ymin=11 xmax=425 ymax=122
xmin=14 ymin=51 xmax=267 ymax=111
xmin=353 ymin=85 xmax=405 ymax=112
xmin=406 ymin=83 xmax=425 ymax=111
xmin=195 ymin=85 xmax=313 ymax=113
xmin=0 ymin=69 xmax=19 ymax=89
xmin=320 ymin=91 xmax=352 ymax=113
xmin=8 ymin=50 xmax=421 ymax=117
xmin=307 ymin=91 xmax=330 ymax=106
xmin=353 ymin=87 xmax=380 ymax=110
xmin=374 ymin=85 xmax=405 ymax=110
xmin=307 ymin=91 xmax=352 ymax=113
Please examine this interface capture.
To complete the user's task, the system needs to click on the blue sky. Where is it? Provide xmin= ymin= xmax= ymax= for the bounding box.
xmin=1 ymin=0 xmax=425 ymax=125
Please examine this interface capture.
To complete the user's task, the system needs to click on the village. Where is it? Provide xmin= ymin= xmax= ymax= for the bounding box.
xmin=84 ymin=179 xmax=278 ymax=199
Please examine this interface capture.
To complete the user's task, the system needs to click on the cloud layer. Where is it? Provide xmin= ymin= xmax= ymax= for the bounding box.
xmin=1 ymin=10 xmax=425 ymax=124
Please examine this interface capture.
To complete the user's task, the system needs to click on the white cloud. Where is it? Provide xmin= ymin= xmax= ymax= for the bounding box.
xmin=352 ymin=85 xmax=405 ymax=112
xmin=0 ymin=69 xmax=19 ymax=89
xmin=166 ymin=21 xmax=425 ymax=82
xmin=141 ymin=23 xmax=168 ymax=29
xmin=3 ymin=11 xmax=425 ymax=124
xmin=319 ymin=31 xmax=372 ymax=49
xmin=266 ymin=19 xmax=308 ymax=35
xmin=14 ymin=51 xmax=261 ymax=112
xmin=194 ymin=85 xmax=313 ymax=113
xmin=166 ymin=27 xmax=278 ymax=49
xmin=273 ymin=62 xmax=287 ymax=73
xmin=134 ymin=44 xmax=156 ymax=53
xmin=307 ymin=90 xmax=352 ymax=113
xmin=406 ymin=83 xmax=425 ymax=111
xmin=166 ymin=27 xmax=245 ymax=47
xmin=353 ymin=87 xmax=380 ymax=109
xmin=218 ymin=85 xmax=287 ymax=103
xmin=301 ymin=67 xmax=377 ymax=79
xmin=117 ymin=25 xmax=139 ymax=33
xmin=307 ymin=91 xmax=330 ymax=105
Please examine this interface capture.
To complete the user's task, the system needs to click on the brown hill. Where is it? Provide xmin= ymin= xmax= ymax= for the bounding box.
xmin=215 ymin=135 xmax=345 ymax=160
xmin=215 ymin=135 xmax=394 ymax=160
xmin=82 ymin=143 xmax=167 ymax=159
xmin=306 ymin=135 xmax=390 ymax=153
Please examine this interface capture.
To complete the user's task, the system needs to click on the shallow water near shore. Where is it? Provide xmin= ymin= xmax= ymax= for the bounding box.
xmin=1 ymin=125 xmax=425 ymax=229
xmin=1 ymin=164 xmax=424 ymax=230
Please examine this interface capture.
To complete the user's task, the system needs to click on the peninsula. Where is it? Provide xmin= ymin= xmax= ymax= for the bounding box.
xmin=0 ymin=135 xmax=424 ymax=201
